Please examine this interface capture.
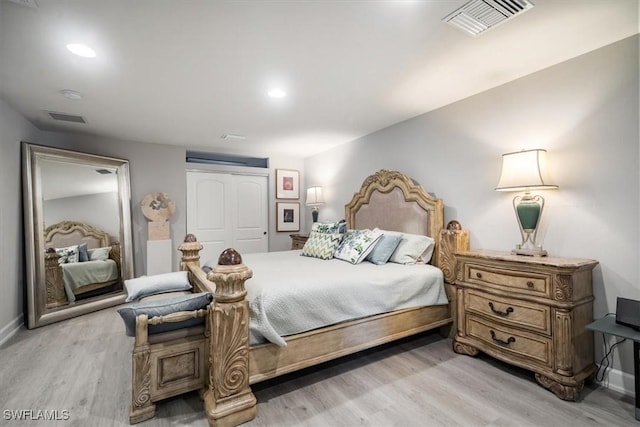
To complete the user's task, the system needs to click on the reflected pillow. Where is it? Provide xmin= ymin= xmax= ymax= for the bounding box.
xmin=78 ymin=243 xmax=89 ymax=262
xmin=124 ymin=271 xmax=192 ymax=302
xmin=88 ymin=246 xmax=111 ymax=261
xmin=117 ymin=292 xmax=212 ymax=336
xmin=55 ymin=245 xmax=79 ymax=264
xmin=334 ymin=229 xmax=383 ymax=264
xmin=365 ymin=232 xmax=403 ymax=265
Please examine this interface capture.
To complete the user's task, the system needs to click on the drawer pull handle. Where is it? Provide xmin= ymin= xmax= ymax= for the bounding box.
xmin=490 ymin=330 xmax=516 ymax=346
xmin=488 ymin=302 xmax=514 ymax=317
xmin=476 ymin=272 xmax=482 ymax=279
xmin=526 ymin=281 xmax=535 ymax=288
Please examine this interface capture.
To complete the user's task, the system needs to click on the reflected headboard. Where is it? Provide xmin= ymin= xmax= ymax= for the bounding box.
xmin=44 ymin=220 xmax=111 ymax=250
xmin=345 ymin=170 xmax=444 ymax=267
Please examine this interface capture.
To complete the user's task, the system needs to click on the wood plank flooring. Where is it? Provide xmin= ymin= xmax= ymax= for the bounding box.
xmin=0 ymin=306 xmax=634 ymax=426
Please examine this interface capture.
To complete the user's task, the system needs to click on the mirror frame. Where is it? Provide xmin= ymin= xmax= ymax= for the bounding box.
xmin=22 ymin=142 xmax=134 ymax=328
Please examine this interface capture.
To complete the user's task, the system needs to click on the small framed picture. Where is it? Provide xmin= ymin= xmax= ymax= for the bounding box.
xmin=276 ymin=202 xmax=300 ymax=232
xmin=276 ymin=169 xmax=300 ymax=199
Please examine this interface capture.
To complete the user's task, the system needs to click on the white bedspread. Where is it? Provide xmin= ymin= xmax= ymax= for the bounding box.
xmin=61 ymin=259 xmax=119 ymax=302
xmin=241 ymin=250 xmax=447 ymax=347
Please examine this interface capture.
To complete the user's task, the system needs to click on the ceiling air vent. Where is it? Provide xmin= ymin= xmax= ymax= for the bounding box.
xmin=443 ymin=0 xmax=534 ymax=37
xmin=46 ymin=111 xmax=86 ymax=124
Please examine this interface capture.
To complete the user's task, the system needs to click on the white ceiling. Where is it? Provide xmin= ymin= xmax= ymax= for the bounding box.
xmin=1 ymin=0 xmax=638 ymax=158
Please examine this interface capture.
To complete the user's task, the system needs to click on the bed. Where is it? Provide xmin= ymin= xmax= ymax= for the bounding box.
xmin=44 ymin=220 xmax=122 ymax=306
xmin=129 ymin=169 xmax=469 ymax=425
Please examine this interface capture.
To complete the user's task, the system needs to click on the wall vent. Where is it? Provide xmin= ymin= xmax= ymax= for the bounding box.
xmin=443 ymin=0 xmax=534 ymax=37
xmin=46 ymin=111 xmax=86 ymax=124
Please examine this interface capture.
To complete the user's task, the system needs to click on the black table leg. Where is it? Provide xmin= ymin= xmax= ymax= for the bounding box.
xmin=635 ymin=341 xmax=639 ymax=421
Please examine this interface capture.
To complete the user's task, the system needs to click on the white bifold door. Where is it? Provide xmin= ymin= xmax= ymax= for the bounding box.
xmin=186 ymin=171 xmax=268 ymax=267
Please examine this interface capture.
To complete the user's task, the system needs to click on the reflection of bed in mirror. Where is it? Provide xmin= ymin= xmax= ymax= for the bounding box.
xmin=44 ymin=220 xmax=122 ymax=307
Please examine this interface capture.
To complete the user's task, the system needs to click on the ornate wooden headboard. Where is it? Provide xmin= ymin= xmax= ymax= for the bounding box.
xmin=345 ymin=170 xmax=444 ymax=267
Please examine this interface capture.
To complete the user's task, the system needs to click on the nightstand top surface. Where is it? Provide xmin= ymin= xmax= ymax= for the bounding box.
xmin=455 ymin=249 xmax=598 ymax=269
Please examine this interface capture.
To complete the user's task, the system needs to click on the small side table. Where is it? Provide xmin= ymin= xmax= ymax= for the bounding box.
xmin=587 ymin=315 xmax=640 ymax=421
xmin=289 ymin=234 xmax=308 ymax=250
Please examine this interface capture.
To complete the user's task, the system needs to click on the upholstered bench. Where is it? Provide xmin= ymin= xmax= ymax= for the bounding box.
xmin=117 ymin=238 xmax=216 ymax=424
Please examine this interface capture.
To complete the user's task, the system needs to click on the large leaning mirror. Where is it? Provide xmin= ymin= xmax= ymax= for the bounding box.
xmin=22 ymin=143 xmax=134 ymax=328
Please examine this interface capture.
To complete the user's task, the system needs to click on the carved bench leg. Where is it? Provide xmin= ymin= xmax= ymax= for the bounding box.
xmin=130 ymin=314 xmax=156 ymax=424
xmin=130 ymin=348 xmax=156 ymax=423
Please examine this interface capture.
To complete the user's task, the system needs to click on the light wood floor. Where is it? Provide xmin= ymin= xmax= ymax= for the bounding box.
xmin=1 ymin=306 xmax=635 ymax=426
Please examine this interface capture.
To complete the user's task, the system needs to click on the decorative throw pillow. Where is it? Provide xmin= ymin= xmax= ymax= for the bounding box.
xmin=55 ymin=245 xmax=79 ymax=264
xmin=300 ymin=231 xmax=343 ymax=260
xmin=77 ymin=242 xmax=89 ymax=262
xmin=388 ymin=232 xmax=436 ymax=264
xmin=312 ymin=221 xmax=342 ymax=234
xmin=88 ymin=246 xmax=111 ymax=261
xmin=365 ymin=232 xmax=403 ymax=265
xmin=124 ymin=270 xmax=192 ymax=302
xmin=117 ymin=292 xmax=212 ymax=336
xmin=334 ymin=229 xmax=384 ymax=264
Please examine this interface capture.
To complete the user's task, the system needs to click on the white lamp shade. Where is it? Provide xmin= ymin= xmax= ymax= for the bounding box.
xmin=495 ymin=149 xmax=558 ymax=192
xmin=305 ymin=186 xmax=324 ymax=206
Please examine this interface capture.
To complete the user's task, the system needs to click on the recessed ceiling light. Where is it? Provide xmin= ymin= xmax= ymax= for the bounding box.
xmin=60 ymin=89 xmax=82 ymax=100
xmin=267 ymin=89 xmax=286 ymax=99
xmin=66 ymin=43 xmax=96 ymax=58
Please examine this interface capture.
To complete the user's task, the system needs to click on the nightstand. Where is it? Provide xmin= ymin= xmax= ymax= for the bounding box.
xmin=452 ymin=250 xmax=598 ymax=401
xmin=290 ymin=234 xmax=309 ymax=250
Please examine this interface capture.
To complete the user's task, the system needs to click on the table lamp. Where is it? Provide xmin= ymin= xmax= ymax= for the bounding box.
xmin=495 ymin=149 xmax=558 ymax=256
xmin=305 ymin=186 xmax=324 ymax=223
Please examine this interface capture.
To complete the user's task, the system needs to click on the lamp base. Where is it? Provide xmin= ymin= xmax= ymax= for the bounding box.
xmin=511 ymin=247 xmax=548 ymax=257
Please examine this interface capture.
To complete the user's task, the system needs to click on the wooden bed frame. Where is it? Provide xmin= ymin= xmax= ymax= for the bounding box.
xmin=44 ymin=220 xmax=122 ymax=307
xmin=129 ymin=169 xmax=469 ymax=425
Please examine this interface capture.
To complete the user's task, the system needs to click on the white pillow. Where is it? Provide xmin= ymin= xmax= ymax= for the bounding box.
xmin=334 ymin=229 xmax=383 ymax=264
xmin=88 ymin=246 xmax=111 ymax=261
xmin=124 ymin=271 xmax=192 ymax=302
xmin=385 ymin=231 xmax=435 ymax=264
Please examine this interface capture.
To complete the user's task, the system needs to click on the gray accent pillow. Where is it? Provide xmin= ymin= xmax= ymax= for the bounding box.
xmin=117 ymin=292 xmax=212 ymax=336
xmin=78 ymin=242 xmax=89 ymax=262
xmin=365 ymin=233 xmax=403 ymax=265
xmin=124 ymin=271 xmax=192 ymax=302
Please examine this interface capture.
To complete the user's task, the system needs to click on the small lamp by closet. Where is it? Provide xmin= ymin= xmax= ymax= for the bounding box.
xmin=305 ymin=186 xmax=324 ymax=223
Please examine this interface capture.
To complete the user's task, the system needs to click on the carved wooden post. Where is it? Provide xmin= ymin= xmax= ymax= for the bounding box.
xmin=130 ymin=314 xmax=155 ymax=423
xmin=204 ymin=248 xmax=256 ymax=427
xmin=44 ymin=249 xmax=67 ymax=308
xmin=179 ymin=234 xmax=204 ymax=271
xmin=437 ymin=221 xmax=469 ymax=339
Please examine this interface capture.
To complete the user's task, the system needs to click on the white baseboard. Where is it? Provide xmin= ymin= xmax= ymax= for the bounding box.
xmin=0 ymin=314 xmax=23 ymax=346
xmin=593 ymin=364 xmax=635 ymax=397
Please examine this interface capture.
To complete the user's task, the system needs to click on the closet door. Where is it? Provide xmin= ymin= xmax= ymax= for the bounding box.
xmin=187 ymin=171 xmax=268 ymax=267
xmin=231 ymin=174 xmax=268 ymax=254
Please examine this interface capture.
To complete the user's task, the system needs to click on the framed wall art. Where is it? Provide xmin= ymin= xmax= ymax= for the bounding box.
xmin=276 ymin=202 xmax=300 ymax=232
xmin=275 ymin=169 xmax=299 ymax=199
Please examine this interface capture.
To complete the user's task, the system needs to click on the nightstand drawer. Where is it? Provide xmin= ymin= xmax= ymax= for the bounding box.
xmin=465 ymin=290 xmax=551 ymax=335
xmin=466 ymin=264 xmax=549 ymax=297
xmin=466 ymin=315 xmax=552 ymax=367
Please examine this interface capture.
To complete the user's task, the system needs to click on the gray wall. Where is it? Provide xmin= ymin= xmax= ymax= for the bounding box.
xmin=0 ymin=99 xmax=41 ymax=340
xmin=305 ymin=35 xmax=640 ymax=391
